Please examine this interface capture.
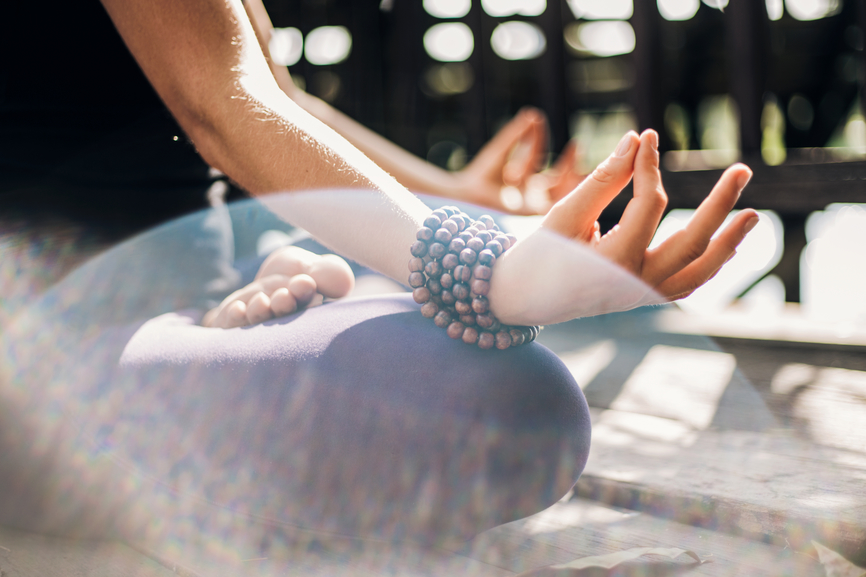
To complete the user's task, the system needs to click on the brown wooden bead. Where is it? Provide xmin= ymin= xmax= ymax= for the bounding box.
xmin=432 ymin=209 xmax=448 ymax=221
xmin=441 ymin=290 xmax=456 ymax=305
xmin=494 ymin=234 xmax=511 ymax=251
xmin=425 ymin=260 xmax=443 ymax=278
xmin=477 ymin=249 xmax=496 ymax=266
xmin=473 ymin=265 xmax=492 ymax=280
xmin=410 ymin=241 xmax=428 ymax=258
xmin=417 ymin=227 xmax=434 ymax=241
xmin=506 ymin=233 xmax=518 ymax=247
xmin=459 ymin=266 xmax=472 ymax=282
xmin=421 ymin=301 xmax=439 ymax=318
xmin=479 ymin=215 xmax=496 ymax=229
xmin=434 ymin=310 xmax=452 ymax=328
xmin=408 ymin=272 xmax=426 ymax=288
xmin=442 ymin=220 xmax=459 ymax=235
xmin=462 ymin=326 xmax=479 ymax=344
xmin=452 ymin=282 xmax=470 ymax=301
xmin=448 ymin=238 xmax=466 ymax=253
xmin=441 ymin=206 xmax=457 ymax=216
xmin=509 ymin=328 xmax=525 ymax=346
xmin=452 ymin=215 xmax=466 ymax=231
xmin=459 ymin=248 xmax=477 ymax=265
xmin=465 ymin=226 xmax=480 ymax=236
xmin=459 ymin=314 xmax=476 ymax=326
xmin=413 ymin=287 xmax=431 ymax=304
xmin=427 ymin=277 xmax=442 ymax=294
xmin=434 ymin=227 xmax=453 ymax=244
xmin=477 ymin=230 xmax=493 ymax=244
xmin=466 ymin=237 xmax=485 ymax=252
xmin=429 ymin=242 xmax=447 ymax=258
xmin=470 ymin=279 xmax=490 ymax=296
xmin=446 ymin=321 xmax=465 ymax=339
xmin=439 ymin=273 xmax=454 ymax=290
xmin=423 ymin=214 xmax=442 ymax=229
xmin=455 ymin=300 xmax=472 ymax=314
xmin=409 ymin=257 xmax=425 ymax=272
xmin=477 ymin=331 xmax=495 ymax=349
xmin=458 ymin=231 xmax=473 ymax=243
xmin=476 ymin=313 xmax=494 ymax=329
xmin=488 ymin=319 xmax=501 ymax=333
xmin=472 ymin=296 xmax=489 ymax=314
xmin=495 ymin=331 xmax=512 ymax=350
xmin=442 ymin=253 xmax=460 ymax=270
xmin=485 ymin=240 xmax=503 ymax=257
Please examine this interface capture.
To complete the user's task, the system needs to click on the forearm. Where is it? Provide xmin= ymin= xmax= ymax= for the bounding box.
xmin=241 ymin=0 xmax=462 ymax=199
xmin=101 ymin=0 xmax=429 ymax=282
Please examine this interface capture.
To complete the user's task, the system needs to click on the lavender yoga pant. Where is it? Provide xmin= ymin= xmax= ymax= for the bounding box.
xmin=0 ymin=201 xmax=591 ymax=544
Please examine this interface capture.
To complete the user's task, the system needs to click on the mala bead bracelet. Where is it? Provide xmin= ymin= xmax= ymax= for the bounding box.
xmin=409 ymin=206 xmax=540 ymax=350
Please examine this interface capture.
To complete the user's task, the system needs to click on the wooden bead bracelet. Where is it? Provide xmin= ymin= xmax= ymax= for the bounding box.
xmin=408 ymin=206 xmax=540 ymax=350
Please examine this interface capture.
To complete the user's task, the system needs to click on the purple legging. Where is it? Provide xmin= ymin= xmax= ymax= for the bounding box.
xmin=0 ymin=203 xmax=590 ymax=548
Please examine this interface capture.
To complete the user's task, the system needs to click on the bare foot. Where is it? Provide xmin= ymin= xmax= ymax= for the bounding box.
xmin=203 ymin=246 xmax=354 ymax=328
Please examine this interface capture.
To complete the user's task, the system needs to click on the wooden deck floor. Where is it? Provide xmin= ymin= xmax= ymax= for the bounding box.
xmin=2 ymin=305 xmax=864 ymax=576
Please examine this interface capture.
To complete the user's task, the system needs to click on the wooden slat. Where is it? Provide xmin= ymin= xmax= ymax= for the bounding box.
xmin=602 ymin=160 xmax=866 ymax=216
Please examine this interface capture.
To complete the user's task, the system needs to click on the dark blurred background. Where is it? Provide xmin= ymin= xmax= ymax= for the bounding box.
xmin=262 ymin=0 xmax=865 ymax=305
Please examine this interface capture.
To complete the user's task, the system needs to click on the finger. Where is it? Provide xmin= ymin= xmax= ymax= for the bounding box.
xmin=288 ymin=274 xmax=318 ymax=306
xmin=643 ymin=163 xmax=752 ymax=285
xmin=654 ymin=209 xmax=759 ymax=299
xmin=474 ymin=108 xmax=537 ymax=175
xmin=546 ymin=140 xmax=584 ymax=204
xmin=246 ymin=291 xmax=274 ymax=325
xmin=601 ymin=130 xmax=668 ymax=268
xmin=541 ymin=130 xmax=639 ymax=241
xmin=269 ymin=287 xmax=298 ymax=317
xmin=502 ymin=109 xmax=547 ymax=186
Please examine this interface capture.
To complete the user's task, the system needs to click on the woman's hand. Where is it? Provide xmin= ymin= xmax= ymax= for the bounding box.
xmin=489 ymin=129 xmax=758 ymax=325
xmin=453 ymin=108 xmax=586 ymax=215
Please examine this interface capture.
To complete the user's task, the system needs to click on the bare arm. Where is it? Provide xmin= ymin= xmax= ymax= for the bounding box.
xmin=100 ymin=0 xmax=429 ymax=282
xmin=242 ymin=0 xmax=582 ymax=214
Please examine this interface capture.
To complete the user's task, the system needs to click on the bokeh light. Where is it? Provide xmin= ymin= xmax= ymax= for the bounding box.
xmin=269 ymin=27 xmax=303 ymax=67
xmin=788 ymin=94 xmax=815 ymax=131
xmin=802 ymin=204 xmax=866 ymax=323
xmin=657 ymin=0 xmax=699 ymax=21
xmin=786 ymin=0 xmax=841 ymax=21
xmin=566 ymin=0 xmax=633 ymax=20
xmin=481 ymin=0 xmax=546 ymax=17
xmin=423 ymin=0 xmax=472 ymax=19
xmin=568 ymin=21 xmax=635 ymax=57
xmin=423 ymin=63 xmax=475 ymax=96
xmin=424 ymin=23 xmax=475 ymax=62
xmin=491 ymin=21 xmax=547 ymax=60
xmin=304 ymin=26 xmax=352 ymax=66
xmin=766 ymin=0 xmax=784 ymax=20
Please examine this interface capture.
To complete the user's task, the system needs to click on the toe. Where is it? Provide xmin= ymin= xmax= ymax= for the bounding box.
xmin=270 ymin=287 xmax=298 ymax=317
xmin=288 ymin=274 xmax=318 ymax=306
xmin=246 ymin=291 xmax=274 ymax=325
xmin=224 ymin=300 xmax=249 ymax=328
xmin=309 ymin=254 xmax=355 ymax=298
